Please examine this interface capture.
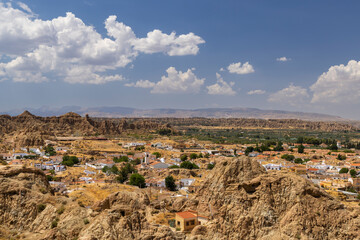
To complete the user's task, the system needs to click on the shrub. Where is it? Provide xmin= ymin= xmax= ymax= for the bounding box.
xmin=57 ymin=205 xmax=65 ymax=215
xmin=83 ymin=218 xmax=90 ymax=225
xmin=130 ymin=158 xmax=141 ymax=165
xmin=207 ymin=163 xmax=215 ymax=170
xmin=168 ymin=165 xmax=180 ymax=169
xmin=51 ymin=219 xmax=58 ymax=228
xmin=38 ymin=204 xmax=46 ymax=212
xmin=113 ymin=156 xmax=129 ymax=163
xmin=152 ymin=152 xmax=161 ymax=158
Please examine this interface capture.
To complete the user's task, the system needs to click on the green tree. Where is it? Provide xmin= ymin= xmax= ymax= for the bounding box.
xmin=245 ymin=146 xmax=254 ymax=156
xmin=350 ymin=169 xmax=357 ymax=177
xmin=44 ymin=145 xmax=56 ymax=156
xmin=129 ymin=173 xmax=146 ymax=188
xmin=158 ymin=128 xmax=172 ymax=136
xmin=61 ymin=155 xmax=79 ymax=166
xmin=180 ymin=155 xmax=188 ymax=161
xmin=339 ymin=168 xmax=349 ymax=174
xmin=329 ymin=144 xmax=338 ymax=151
xmin=190 ymin=153 xmax=198 ymax=159
xmin=298 ymin=144 xmax=305 ymax=154
xmin=294 ymin=158 xmax=303 ymax=164
xmin=180 ymin=161 xmax=199 ymax=169
xmin=130 ymin=158 xmax=141 ymax=165
xmin=165 ymin=175 xmax=177 ymax=191
xmin=117 ymin=163 xmax=136 ymax=183
xmin=152 ymin=152 xmax=161 ymax=158
xmin=281 ymin=154 xmax=295 ymax=162
xmin=273 ymin=142 xmax=284 ymax=151
xmin=337 ymin=154 xmax=346 ymax=160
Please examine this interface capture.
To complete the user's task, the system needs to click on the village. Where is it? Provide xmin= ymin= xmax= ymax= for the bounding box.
xmin=1 ymin=135 xmax=360 ymax=232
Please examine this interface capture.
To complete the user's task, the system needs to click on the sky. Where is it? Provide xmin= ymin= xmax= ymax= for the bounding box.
xmin=1 ymin=0 xmax=360 ymax=119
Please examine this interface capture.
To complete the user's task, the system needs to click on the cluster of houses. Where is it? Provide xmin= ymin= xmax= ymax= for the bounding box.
xmin=254 ymin=150 xmax=360 ymax=202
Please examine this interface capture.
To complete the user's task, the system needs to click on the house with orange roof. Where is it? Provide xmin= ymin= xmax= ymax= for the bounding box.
xmin=9 ymin=159 xmax=23 ymax=165
xmin=175 ymin=211 xmax=199 ymax=232
xmin=350 ymin=163 xmax=360 ymax=169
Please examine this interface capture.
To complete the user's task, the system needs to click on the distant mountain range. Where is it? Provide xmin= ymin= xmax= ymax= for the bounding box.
xmin=0 ymin=106 xmax=349 ymax=122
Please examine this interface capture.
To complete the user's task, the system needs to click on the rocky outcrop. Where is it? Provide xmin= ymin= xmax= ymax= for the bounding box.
xmin=189 ymin=157 xmax=360 ymax=240
xmin=0 ymin=166 xmax=181 ymax=240
xmin=0 ymin=166 xmax=52 ymax=232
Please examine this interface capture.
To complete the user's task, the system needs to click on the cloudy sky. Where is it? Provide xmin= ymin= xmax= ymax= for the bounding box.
xmin=1 ymin=0 xmax=360 ymax=119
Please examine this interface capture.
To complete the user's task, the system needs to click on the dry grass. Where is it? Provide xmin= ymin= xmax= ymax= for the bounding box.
xmin=68 ymin=183 xmax=137 ymax=206
xmin=151 ymin=212 xmax=175 ymax=226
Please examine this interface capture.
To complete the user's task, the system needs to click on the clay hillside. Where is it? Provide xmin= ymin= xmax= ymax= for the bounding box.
xmin=0 ymin=111 xmax=169 ymax=146
xmin=1 ymin=157 xmax=359 ymax=240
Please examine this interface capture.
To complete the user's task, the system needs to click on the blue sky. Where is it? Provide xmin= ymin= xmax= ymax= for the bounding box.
xmin=1 ymin=0 xmax=360 ymax=119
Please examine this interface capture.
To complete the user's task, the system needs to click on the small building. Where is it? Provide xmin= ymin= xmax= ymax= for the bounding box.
xmin=0 ymin=153 xmax=12 ymax=160
xmin=263 ymin=163 xmax=283 ymax=171
xmin=180 ymin=178 xmax=195 ymax=187
xmin=9 ymin=159 xmax=23 ymax=165
xmin=175 ymin=211 xmax=199 ymax=232
xmin=150 ymin=162 xmax=170 ymax=169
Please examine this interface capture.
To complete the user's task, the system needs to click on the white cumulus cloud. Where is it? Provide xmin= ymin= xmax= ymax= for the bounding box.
xmin=276 ymin=56 xmax=291 ymax=62
xmin=0 ymin=3 xmax=205 ymax=84
xmin=310 ymin=60 xmax=360 ymax=103
xmin=268 ymin=84 xmax=309 ymax=106
xmin=227 ymin=62 xmax=254 ymax=75
xmin=206 ymin=73 xmax=236 ymax=96
xmin=151 ymin=67 xmax=205 ymax=94
xmin=247 ymin=89 xmax=265 ymax=95
xmin=125 ymin=79 xmax=155 ymax=88
xmin=132 ymin=30 xmax=205 ymax=56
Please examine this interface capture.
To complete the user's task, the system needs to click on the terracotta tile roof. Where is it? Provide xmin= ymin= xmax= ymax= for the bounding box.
xmin=308 ymin=168 xmax=319 ymax=171
xmin=176 ymin=211 xmax=197 ymax=219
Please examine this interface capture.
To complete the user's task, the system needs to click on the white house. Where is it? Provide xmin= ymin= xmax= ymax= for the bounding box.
xmin=180 ymin=178 xmax=195 ymax=187
xmin=263 ymin=163 xmax=283 ymax=171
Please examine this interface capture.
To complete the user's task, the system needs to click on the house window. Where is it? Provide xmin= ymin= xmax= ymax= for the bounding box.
xmin=190 ymin=220 xmax=195 ymax=225
xmin=177 ymin=221 xmax=180 ymax=226
xmin=186 ymin=221 xmax=189 ymax=226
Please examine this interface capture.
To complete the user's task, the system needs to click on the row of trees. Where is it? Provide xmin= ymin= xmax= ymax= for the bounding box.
xmin=102 ymin=163 xmax=146 ymax=188
xmin=169 ymin=161 xmax=199 ymax=169
xmin=339 ymin=168 xmax=357 ymax=177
